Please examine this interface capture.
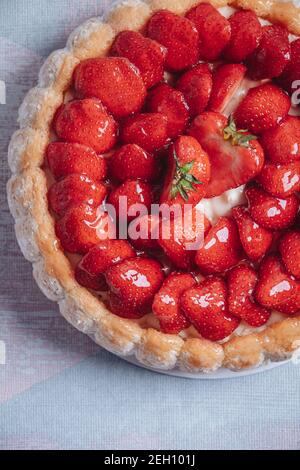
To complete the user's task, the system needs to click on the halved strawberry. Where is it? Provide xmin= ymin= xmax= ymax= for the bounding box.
xmin=259 ymin=116 xmax=300 ymax=164
xmin=128 ymin=214 xmax=160 ymax=251
xmin=232 ymin=206 xmax=273 ymax=262
xmin=180 ymin=277 xmax=240 ymax=341
xmin=227 ymin=263 xmax=271 ymax=327
xmin=279 ymin=231 xmax=300 ymax=279
xmin=106 ymin=257 xmax=164 ymax=314
xmin=152 ymin=272 xmax=195 ymax=334
xmin=54 ymin=99 xmax=118 ymax=154
xmin=195 ymin=217 xmax=242 ymax=274
xmin=223 ymin=10 xmax=262 ymax=62
xmin=48 ymin=174 xmax=107 ymax=216
xmin=160 ymin=136 xmax=210 ymax=208
xmin=188 ymin=112 xmax=264 ymax=198
xmin=46 ymin=142 xmax=107 ymax=182
xmin=109 ymin=144 xmax=160 ymax=183
xmin=146 ymin=10 xmax=199 ymax=72
xmin=234 ymin=83 xmax=291 ymax=134
xmin=277 ymin=38 xmax=300 ymax=94
xmin=108 ymin=180 xmax=153 ymax=222
xmin=110 ymin=30 xmax=166 ymax=89
xmin=208 ymin=64 xmax=247 ymax=114
xmin=257 ymin=161 xmax=300 ymax=197
xmin=246 ymin=25 xmax=291 ymax=80
xmin=73 ymin=57 xmax=146 ymax=118
xmin=255 ymin=254 xmax=300 ymax=315
xmin=75 ymin=240 xmax=135 ymax=291
xmin=158 ymin=207 xmax=211 ymax=270
xmin=246 ymin=185 xmax=299 ymax=230
xmin=176 ymin=64 xmax=212 ymax=118
xmin=121 ymin=113 xmax=168 ymax=152
xmin=146 ymin=83 xmax=189 ymax=139
xmin=186 ymin=3 xmax=231 ymax=61
xmin=55 ymin=204 xmax=103 ymax=254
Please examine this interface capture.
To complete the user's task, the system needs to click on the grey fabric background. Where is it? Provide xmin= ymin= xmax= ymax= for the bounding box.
xmin=0 ymin=0 xmax=300 ymax=450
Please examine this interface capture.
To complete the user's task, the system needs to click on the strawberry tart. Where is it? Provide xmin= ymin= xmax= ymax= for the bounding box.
xmin=7 ymin=0 xmax=300 ymax=374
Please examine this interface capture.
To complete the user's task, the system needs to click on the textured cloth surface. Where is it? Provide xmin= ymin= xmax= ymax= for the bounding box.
xmin=0 ymin=0 xmax=300 ymax=451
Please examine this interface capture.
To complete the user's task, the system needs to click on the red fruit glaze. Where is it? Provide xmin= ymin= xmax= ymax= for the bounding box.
xmin=279 ymin=231 xmax=300 ymax=279
xmin=121 ymin=113 xmax=168 ymax=152
xmin=106 ymin=257 xmax=164 ymax=312
xmin=110 ymin=30 xmax=166 ymax=89
xmin=147 ymin=10 xmax=199 ymax=72
xmin=53 ymin=99 xmax=118 ymax=154
xmin=247 ymin=25 xmax=291 ymax=80
xmin=232 ymin=206 xmax=273 ymax=262
xmin=227 ymin=264 xmax=271 ymax=327
xmin=257 ymin=161 xmax=300 ymax=197
xmin=176 ymin=64 xmax=213 ymax=118
xmin=234 ymin=83 xmax=291 ymax=134
xmin=73 ymin=57 xmax=146 ymax=118
xmin=246 ymin=185 xmax=299 ymax=230
xmin=208 ymin=63 xmax=247 ymax=114
xmin=46 ymin=142 xmax=107 ymax=181
xmin=152 ymin=272 xmax=195 ymax=334
xmin=48 ymin=174 xmax=107 ymax=216
xmin=129 ymin=214 xmax=160 ymax=251
xmin=180 ymin=277 xmax=240 ymax=341
xmin=109 ymin=144 xmax=160 ymax=183
xmin=223 ymin=10 xmax=262 ymax=62
xmin=277 ymin=38 xmax=300 ymax=94
xmin=186 ymin=3 xmax=231 ymax=62
xmin=259 ymin=116 xmax=300 ymax=164
xmin=108 ymin=180 xmax=153 ymax=222
xmin=146 ymin=83 xmax=189 ymax=139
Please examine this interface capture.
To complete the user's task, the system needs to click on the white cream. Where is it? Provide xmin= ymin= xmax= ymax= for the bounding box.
xmin=198 ymin=185 xmax=246 ymax=224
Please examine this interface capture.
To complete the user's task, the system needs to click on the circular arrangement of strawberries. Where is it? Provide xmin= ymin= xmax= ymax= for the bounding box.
xmin=46 ymin=4 xmax=300 ymax=343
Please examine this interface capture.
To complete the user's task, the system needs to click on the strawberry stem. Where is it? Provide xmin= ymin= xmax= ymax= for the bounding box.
xmin=171 ymin=149 xmax=203 ymax=201
xmin=223 ymin=116 xmax=257 ymax=148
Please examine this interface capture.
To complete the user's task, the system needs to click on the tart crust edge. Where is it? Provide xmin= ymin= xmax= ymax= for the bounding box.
xmin=7 ymin=0 xmax=300 ymax=374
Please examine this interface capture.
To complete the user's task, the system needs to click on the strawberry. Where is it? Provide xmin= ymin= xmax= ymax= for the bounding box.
xmin=106 ymin=257 xmax=164 ymax=313
xmin=110 ymin=30 xmax=166 ymax=89
xmin=208 ymin=64 xmax=247 ymax=114
xmin=46 ymin=142 xmax=107 ymax=182
xmin=75 ymin=240 xmax=135 ymax=291
xmin=109 ymin=144 xmax=160 ymax=183
xmin=121 ymin=113 xmax=168 ymax=153
xmin=108 ymin=292 xmax=146 ymax=319
xmin=279 ymin=231 xmax=300 ymax=279
xmin=53 ymin=99 xmax=118 ymax=154
xmin=129 ymin=214 xmax=160 ymax=251
xmin=158 ymin=207 xmax=211 ymax=270
xmin=223 ymin=10 xmax=262 ymax=62
xmin=146 ymin=10 xmax=199 ymax=72
xmin=277 ymin=38 xmax=300 ymax=94
xmin=146 ymin=83 xmax=189 ymax=139
xmin=55 ymin=204 xmax=105 ymax=254
xmin=73 ymin=57 xmax=146 ymax=118
xmin=186 ymin=3 xmax=231 ymax=61
xmin=257 ymin=161 xmax=300 ymax=198
xmin=188 ymin=112 xmax=264 ymax=198
xmin=255 ymin=254 xmax=300 ymax=315
xmin=259 ymin=116 xmax=300 ymax=165
xmin=176 ymin=64 xmax=213 ymax=118
xmin=246 ymin=25 xmax=291 ymax=80
xmin=227 ymin=264 xmax=271 ymax=327
xmin=180 ymin=277 xmax=240 ymax=341
xmin=246 ymin=185 xmax=299 ymax=230
xmin=195 ymin=217 xmax=242 ymax=274
xmin=108 ymin=180 xmax=153 ymax=222
xmin=234 ymin=83 xmax=291 ymax=134
xmin=48 ymin=174 xmax=107 ymax=216
xmin=160 ymin=136 xmax=210 ymax=208
xmin=232 ymin=206 xmax=273 ymax=262
xmin=152 ymin=272 xmax=195 ymax=334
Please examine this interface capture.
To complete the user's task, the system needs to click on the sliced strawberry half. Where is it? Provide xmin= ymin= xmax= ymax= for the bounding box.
xmin=208 ymin=64 xmax=247 ymax=114
xmin=232 ymin=206 xmax=273 ymax=262
xmin=257 ymin=161 xmax=300 ymax=198
xmin=152 ymin=272 xmax=195 ymax=334
xmin=279 ymin=231 xmax=300 ymax=279
xmin=176 ymin=64 xmax=213 ymax=118
xmin=223 ymin=10 xmax=262 ymax=62
xmin=259 ymin=116 xmax=300 ymax=165
xmin=180 ymin=277 xmax=240 ymax=341
xmin=160 ymin=136 xmax=210 ymax=208
xmin=188 ymin=112 xmax=264 ymax=198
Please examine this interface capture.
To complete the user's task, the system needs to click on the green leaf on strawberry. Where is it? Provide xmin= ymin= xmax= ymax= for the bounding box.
xmin=223 ymin=115 xmax=257 ymax=148
xmin=171 ymin=148 xmax=203 ymax=202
